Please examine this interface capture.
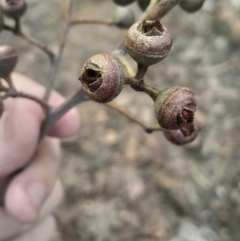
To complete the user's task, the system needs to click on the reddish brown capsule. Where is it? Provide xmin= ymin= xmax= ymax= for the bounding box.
xmin=154 ymin=87 xmax=196 ymax=130
xmin=0 ymin=0 xmax=27 ymax=19
xmin=125 ymin=20 xmax=173 ymax=66
xmin=138 ymin=0 xmax=150 ymax=11
xmin=179 ymin=0 xmax=205 ymax=13
xmin=112 ymin=7 xmax=135 ymax=29
xmin=0 ymin=45 xmax=18 ymax=78
xmin=163 ymin=122 xmax=198 ymax=145
xmin=79 ymin=53 xmax=125 ymax=103
xmin=113 ymin=0 xmax=136 ymax=6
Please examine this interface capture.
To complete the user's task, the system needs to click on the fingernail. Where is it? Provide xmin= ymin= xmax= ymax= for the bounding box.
xmin=27 ymin=182 xmax=46 ymax=210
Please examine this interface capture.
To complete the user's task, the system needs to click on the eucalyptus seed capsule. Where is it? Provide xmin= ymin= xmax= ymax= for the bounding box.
xmin=179 ymin=0 xmax=205 ymax=13
xmin=163 ymin=122 xmax=198 ymax=145
xmin=112 ymin=7 xmax=135 ymax=29
xmin=138 ymin=0 xmax=150 ymax=11
xmin=0 ymin=0 xmax=27 ymax=19
xmin=113 ymin=0 xmax=136 ymax=6
xmin=79 ymin=53 xmax=125 ymax=103
xmin=125 ymin=20 xmax=173 ymax=66
xmin=154 ymin=87 xmax=196 ymax=130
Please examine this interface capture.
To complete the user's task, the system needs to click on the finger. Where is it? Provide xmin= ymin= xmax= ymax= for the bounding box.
xmin=5 ymin=137 xmax=61 ymax=222
xmin=13 ymin=215 xmax=58 ymax=241
xmin=0 ymin=180 xmax=63 ymax=239
xmin=0 ymin=207 xmax=30 ymax=240
xmin=12 ymin=73 xmax=80 ymax=138
xmin=0 ymin=97 xmax=42 ymax=177
xmin=0 ymin=73 xmax=80 ymax=176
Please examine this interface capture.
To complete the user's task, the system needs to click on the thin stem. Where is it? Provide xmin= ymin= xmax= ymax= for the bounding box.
xmin=71 ymin=19 xmax=114 ymax=27
xmin=3 ymin=24 xmax=55 ymax=61
xmin=39 ymin=87 xmax=89 ymax=141
xmin=2 ymin=90 xmax=50 ymax=111
xmin=14 ymin=18 xmax=21 ymax=33
xmin=116 ymin=56 xmax=159 ymax=100
xmin=106 ymin=102 xmax=162 ymax=133
xmin=140 ymin=0 xmax=181 ymax=20
xmin=4 ymin=75 xmax=17 ymax=95
xmin=18 ymin=31 xmax=55 ymax=62
xmin=43 ymin=0 xmax=73 ymax=101
xmin=126 ymin=77 xmax=159 ymax=101
xmin=1 ymin=75 xmax=49 ymax=110
xmin=136 ymin=63 xmax=148 ymax=80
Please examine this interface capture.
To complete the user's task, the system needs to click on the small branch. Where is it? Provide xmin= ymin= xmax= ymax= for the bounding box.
xmin=0 ymin=76 xmax=49 ymax=111
xmin=141 ymin=0 xmax=181 ymax=20
xmin=3 ymin=75 xmax=17 ymax=94
xmin=43 ymin=0 xmax=73 ymax=101
xmin=106 ymin=102 xmax=162 ymax=133
xmin=40 ymin=87 xmax=89 ymax=141
xmin=126 ymin=77 xmax=160 ymax=101
xmin=14 ymin=18 xmax=21 ymax=33
xmin=135 ymin=63 xmax=148 ymax=80
xmin=70 ymin=19 xmax=114 ymax=27
xmin=18 ymin=31 xmax=55 ymax=61
xmin=3 ymin=24 xmax=55 ymax=61
xmin=116 ymin=56 xmax=159 ymax=100
xmin=2 ymin=90 xmax=50 ymax=111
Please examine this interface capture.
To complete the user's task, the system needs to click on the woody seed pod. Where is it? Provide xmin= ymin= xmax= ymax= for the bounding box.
xmin=138 ymin=0 xmax=150 ymax=11
xmin=0 ymin=0 xmax=27 ymax=19
xmin=163 ymin=122 xmax=198 ymax=145
xmin=154 ymin=87 xmax=196 ymax=130
xmin=79 ymin=53 xmax=125 ymax=103
xmin=125 ymin=20 xmax=173 ymax=66
xmin=112 ymin=7 xmax=135 ymax=29
xmin=113 ymin=0 xmax=136 ymax=6
xmin=179 ymin=0 xmax=205 ymax=13
xmin=0 ymin=45 xmax=18 ymax=78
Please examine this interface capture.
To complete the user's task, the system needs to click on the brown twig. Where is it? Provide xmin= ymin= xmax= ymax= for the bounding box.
xmin=3 ymin=24 xmax=55 ymax=61
xmin=141 ymin=0 xmax=181 ymax=20
xmin=106 ymin=102 xmax=162 ymax=133
xmin=70 ymin=19 xmax=114 ymax=27
xmin=126 ymin=77 xmax=160 ymax=101
xmin=40 ymin=87 xmax=89 ymax=141
xmin=2 ymin=91 xmax=50 ymax=111
xmin=43 ymin=0 xmax=73 ymax=101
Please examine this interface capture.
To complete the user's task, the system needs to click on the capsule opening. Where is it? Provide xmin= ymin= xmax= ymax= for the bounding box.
xmin=142 ymin=20 xmax=164 ymax=34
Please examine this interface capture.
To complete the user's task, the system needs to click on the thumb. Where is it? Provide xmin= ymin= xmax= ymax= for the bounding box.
xmin=0 ymin=97 xmax=43 ymax=177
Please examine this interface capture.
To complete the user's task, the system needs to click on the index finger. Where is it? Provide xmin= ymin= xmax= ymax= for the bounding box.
xmin=0 ymin=73 xmax=80 ymax=177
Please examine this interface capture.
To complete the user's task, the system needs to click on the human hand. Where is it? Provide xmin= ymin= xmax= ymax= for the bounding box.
xmin=0 ymin=73 xmax=80 ymax=241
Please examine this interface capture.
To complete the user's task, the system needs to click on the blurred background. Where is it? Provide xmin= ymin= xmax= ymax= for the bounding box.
xmin=1 ymin=0 xmax=240 ymax=240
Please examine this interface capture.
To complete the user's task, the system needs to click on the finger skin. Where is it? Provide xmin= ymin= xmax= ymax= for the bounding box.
xmin=0 ymin=180 xmax=63 ymax=240
xmin=13 ymin=215 xmax=58 ymax=241
xmin=0 ymin=73 xmax=80 ymax=176
xmin=12 ymin=72 xmax=81 ymax=138
xmin=0 ymin=73 xmax=78 ymax=236
xmin=5 ymin=138 xmax=61 ymax=222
